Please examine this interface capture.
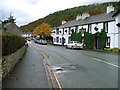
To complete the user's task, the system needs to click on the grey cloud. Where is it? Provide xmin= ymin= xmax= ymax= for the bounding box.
xmin=0 ymin=8 xmax=11 ymax=20
xmin=0 ymin=7 xmax=33 ymax=26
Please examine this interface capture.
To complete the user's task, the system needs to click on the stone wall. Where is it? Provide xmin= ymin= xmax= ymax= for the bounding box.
xmin=2 ymin=46 xmax=26 ymax=78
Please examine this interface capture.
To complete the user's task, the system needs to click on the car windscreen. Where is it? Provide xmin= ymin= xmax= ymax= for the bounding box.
xmin=42 ymin=40 xmax=47 ymax=43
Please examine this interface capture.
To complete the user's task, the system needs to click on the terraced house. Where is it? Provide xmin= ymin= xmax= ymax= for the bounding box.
xmin=51 ymin=5 xmax=120 ymax=49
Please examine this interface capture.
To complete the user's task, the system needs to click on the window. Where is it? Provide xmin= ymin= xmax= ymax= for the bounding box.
xmin=106 ymin=37 xmax=110 ymax=48
xmin=103 ymin=22 xmax=108 ymax=32
xmin=63 ymin=28 xmax=64 ymax=35
xmin=53 ymin=38 xmax=56 ymax=42
xmin=68 ymin=37 xmax=71 ymax=43
xmin=56 ymin=28 xmax=59 ymax=35
xmin=69 ymin=27 xmax=71 ymax=34
xmin=60 ymin=38 xmax=61 ymax=43
xmin=88 ymin=24 xmax=92 ymax=33
xmin=71 ymin=29 xmax=74 ymax=33
xmin=56 ymin=37 xmax=59 ymax=43
xmin=65 ymin=30 xmax=67 ymax=33
xmin=75 ymin=26 xmax=78 ymax=33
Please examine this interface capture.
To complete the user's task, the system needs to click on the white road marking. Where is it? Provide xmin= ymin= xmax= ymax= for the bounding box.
xmin=93 ymin=58 xmax=120 ymax=68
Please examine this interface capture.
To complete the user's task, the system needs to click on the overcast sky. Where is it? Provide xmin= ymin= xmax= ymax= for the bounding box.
xmin=0 ymin=0 xmax=119 ymax=26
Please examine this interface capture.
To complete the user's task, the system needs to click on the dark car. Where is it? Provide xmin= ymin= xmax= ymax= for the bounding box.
xmin=33 ymin=38 xmax=39 ymax=43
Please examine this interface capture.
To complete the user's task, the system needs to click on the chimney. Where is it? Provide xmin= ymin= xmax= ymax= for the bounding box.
xmin=62 ymin=21 xmax=67 ymax=25
xmin=107 ymin=5 xmax=114 ymax=13
xmin=81 ymin=13 xmax=90 ymax=20
xmin=76 ymin=15 xmax=82 ymax=20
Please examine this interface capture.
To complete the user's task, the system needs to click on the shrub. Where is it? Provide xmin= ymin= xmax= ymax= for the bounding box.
xmin=71 ymin=32 xmax=82 ymax=42
xmin=84 ymin=32 xmax=94 ymax=49
xmin=104 ymin=48 xmax=120 ymax=53
xmin=98 ymin=30 xmax=107 ymax=50
xmin=2 ymin=31 xmax=25 ymax=56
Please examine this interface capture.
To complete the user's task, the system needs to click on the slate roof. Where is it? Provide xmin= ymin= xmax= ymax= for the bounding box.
xmin=58 ymin=11 xmax=116 ymax=29
xmin=112 ymin=9 xmax=120 ymax=17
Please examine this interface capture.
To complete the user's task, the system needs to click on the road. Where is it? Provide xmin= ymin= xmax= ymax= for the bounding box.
xmin=30 ymin=42 xmax=118 ymax=88
xmin=3 ymin=41 xmax=119 ymax=88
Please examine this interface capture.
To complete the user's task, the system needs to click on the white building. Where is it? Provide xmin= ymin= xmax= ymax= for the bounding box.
xmin=51 ymin=6 xmax=120 ymax=49
xmin=22 ymin=32 xmax=32 ymax=38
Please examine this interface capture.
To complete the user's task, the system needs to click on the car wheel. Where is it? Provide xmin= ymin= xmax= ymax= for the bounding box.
xmin=66 ymin=45 xmax=68 ymax=49
xmin=71 ymin=46 xmax=73 ymax=49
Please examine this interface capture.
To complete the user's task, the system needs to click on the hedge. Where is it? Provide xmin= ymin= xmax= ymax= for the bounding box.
xmin=98 ymin=30 xmax=107 ymax=50
xmin=84 ymin=32 xmax=94 ymax=49
xmin=2 ymin=31 xmax=25 ymax=56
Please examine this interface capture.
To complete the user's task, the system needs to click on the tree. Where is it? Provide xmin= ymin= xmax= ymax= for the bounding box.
xmin=33 ymin=23 xmax=52 ymax=39
xmin=89 ymin=9 xmax=104 ymax=16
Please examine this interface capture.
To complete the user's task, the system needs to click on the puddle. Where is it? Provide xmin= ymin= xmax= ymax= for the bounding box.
xmin=52 ymin=66 xmax=67 ymax=73
xmin=51 ymin=64 xmax=85 ymax=74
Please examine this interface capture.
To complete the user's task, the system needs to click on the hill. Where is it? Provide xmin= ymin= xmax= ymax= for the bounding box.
xmin=20 ymin=1 xmax=120 ymax=32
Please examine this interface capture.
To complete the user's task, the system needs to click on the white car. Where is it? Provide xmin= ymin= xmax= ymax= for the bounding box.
xmin=66 ymin=41 xmax=83 ymax=49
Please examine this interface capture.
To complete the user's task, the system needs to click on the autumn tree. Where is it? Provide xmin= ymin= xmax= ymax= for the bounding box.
xmin=89 ymin=9 xmax=104 ymax=16
xmin=33 ymin=23 xmax=52 ymax=39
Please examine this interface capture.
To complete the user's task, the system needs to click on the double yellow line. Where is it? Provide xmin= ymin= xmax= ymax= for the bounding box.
xmin=53 ymin=72 xmax=62 ymax=90
xmin=41 ymin=51 xmax=62 ymax=90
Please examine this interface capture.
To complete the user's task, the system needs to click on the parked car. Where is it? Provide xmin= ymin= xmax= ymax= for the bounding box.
xmin=33 ymin=38 xmax=39 ymax=43
xmin=66 ymin=41 xmax=83 ymax=49
xmin=40 ymin=40 xmax=47 ymax=45
xmin=27 ymin=38 xmax=31 ymax=41
xmin=37 ymin=40 xmax=47 ymax=45
xmin=36 ymin=39 xmax=42 ymax=44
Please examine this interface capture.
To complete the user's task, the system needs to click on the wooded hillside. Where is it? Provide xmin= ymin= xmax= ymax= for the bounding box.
xmin=20 ymin=2 xmax=119 ymax=32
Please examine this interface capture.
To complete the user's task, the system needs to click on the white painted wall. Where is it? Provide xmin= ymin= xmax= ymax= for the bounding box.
xmin=114 ymin=13 xmax=120 ymax=48
xmin=91 ymin=23 xmax=103 ymax=34
xmin=52 ymin=15 xmax=120 ymax=48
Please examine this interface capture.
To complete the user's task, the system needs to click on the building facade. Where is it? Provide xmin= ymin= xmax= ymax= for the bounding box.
xmin=51 ymin=6 xmax=120 ymax=49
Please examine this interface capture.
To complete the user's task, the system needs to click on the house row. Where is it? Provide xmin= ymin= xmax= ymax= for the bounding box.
xmin=51 ymin=5 xmax=120 ymax=49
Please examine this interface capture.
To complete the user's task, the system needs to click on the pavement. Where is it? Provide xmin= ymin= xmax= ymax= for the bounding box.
xmin=2 ymin=44 xmax=51 ymax=89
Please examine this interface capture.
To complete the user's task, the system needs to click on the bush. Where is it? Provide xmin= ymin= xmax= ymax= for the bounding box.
xmin=2 ymin=31 xmax=25 ymax=56
xmin=98 ymin=30 xmax=107 ymax=50
xmin=104 ymin=48 xmax=120 ymax=53
xmin=71 ymin=32 xmax=82 ymax=42
xmin=84 ymin=32 xmax=94 ymax=49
